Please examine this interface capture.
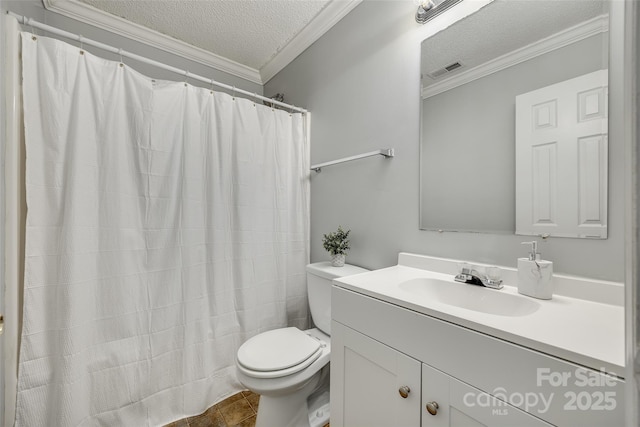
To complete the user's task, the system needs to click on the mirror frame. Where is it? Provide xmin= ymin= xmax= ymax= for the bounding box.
xmin=418 ymin=0 xmax=610 ymax=237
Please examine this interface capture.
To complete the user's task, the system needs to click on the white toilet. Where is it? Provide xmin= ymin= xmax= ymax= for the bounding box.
xmin=235 ymin=262 xmax=368 ymax=427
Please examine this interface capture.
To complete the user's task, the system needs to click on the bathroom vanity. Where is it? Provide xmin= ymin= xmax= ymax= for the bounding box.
xmin=330 ymin=253 xmax=624 ymax=427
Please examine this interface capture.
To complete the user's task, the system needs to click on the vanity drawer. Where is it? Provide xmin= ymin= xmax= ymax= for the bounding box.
xmin=332 ymin=286 xmax=625 ymax=427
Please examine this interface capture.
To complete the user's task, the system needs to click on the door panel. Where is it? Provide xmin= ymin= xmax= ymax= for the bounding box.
xmin=516 ymin=69 xmax=608 ymax=238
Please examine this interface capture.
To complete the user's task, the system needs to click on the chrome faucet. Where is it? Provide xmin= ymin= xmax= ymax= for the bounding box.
xmin=454 ymin=265 xmax=503 ymax=289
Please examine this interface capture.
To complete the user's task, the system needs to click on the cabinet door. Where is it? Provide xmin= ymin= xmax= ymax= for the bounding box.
xmin=331 ymin=321 xmax=421 ymax=427
xmin=422 ymin=364 xmax=552 ymax=427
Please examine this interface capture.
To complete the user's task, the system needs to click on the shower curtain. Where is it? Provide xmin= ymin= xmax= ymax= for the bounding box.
xmin=15 ymin=33 xmax=309 ymax=426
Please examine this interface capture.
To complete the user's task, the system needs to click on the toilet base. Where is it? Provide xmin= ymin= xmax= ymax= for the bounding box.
xmin=306 ymin=380 xmax=330 ymax=427
xmin=255 ymin=367 xmax=329 ymax=427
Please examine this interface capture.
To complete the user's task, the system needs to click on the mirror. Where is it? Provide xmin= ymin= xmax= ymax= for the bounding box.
xmin=419 ymin=0 xmax=609 ymax=238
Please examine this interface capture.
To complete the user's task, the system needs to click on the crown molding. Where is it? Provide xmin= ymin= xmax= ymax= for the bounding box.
xmin=260 ymin=0 xmax=362 ymax=83
xmin=422 ymin=14 xmax=609 ymax=99
xmin=42 ymin=0 xmax=261 ymax=84
xmin=43 ymin=0 xmax=361 ymax=86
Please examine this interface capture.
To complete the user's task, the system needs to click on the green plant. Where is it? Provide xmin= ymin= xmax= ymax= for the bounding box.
xmin=322 ymin=226 xmax=351 ymax=256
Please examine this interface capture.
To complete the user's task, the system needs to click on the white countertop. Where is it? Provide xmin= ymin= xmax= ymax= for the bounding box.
xmin=333 ymin=254 xmax=625 ymax=376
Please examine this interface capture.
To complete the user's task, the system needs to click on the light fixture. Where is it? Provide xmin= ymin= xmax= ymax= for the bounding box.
xmin=416 ymin=0 xmax=463 ymax=24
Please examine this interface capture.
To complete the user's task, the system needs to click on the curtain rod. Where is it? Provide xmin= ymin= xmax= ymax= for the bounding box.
xmin=6 ymin=11 xmax=308 ymax=114
xmin=311 ymin=149 xmax=394 ymax=172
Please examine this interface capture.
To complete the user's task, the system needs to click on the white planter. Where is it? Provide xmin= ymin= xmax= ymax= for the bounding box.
xmin=331 ymin=253 xmax=346 ymax=267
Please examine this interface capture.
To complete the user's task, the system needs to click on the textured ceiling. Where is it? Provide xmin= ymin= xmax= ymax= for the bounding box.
xmin=79 ymin=0 xmax=331 ymax=70
xmin=421 ymin=0 xmax=608 ymax=86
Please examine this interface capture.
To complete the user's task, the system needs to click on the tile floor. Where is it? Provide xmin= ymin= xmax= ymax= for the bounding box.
xmin=164 ymin=391 xmax=330 ymax=427
xmin=165 ymin=391 xmax=258 ymax=427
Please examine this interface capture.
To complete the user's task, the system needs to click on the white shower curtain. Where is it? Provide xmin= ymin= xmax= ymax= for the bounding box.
xmin=16 ymin=33 xmax=309 ymax=426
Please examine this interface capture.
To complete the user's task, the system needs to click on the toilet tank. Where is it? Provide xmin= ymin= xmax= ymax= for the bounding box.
xmin=306 ymin=262 xmax=369 ymax=335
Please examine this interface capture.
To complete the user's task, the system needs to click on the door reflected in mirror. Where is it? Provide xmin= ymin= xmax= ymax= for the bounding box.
xmin=419 ymin=0 xmax=609 ymax=238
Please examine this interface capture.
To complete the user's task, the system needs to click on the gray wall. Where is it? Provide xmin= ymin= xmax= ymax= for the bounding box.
xmin=1 ymin=1 xmax=627 ymax=282
xmin=1 ymin=0 xmax=263 ymax=95
xmin=266 ymin=0 xmax=626 ymax=282
xmin=421 ymin=34 xmax=606 ymax=234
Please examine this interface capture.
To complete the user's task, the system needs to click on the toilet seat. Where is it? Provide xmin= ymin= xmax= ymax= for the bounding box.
xmin=237 ymin=327 xmax=324 ymax=379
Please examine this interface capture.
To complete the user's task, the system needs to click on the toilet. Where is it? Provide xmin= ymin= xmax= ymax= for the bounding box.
xmin=235 ymin=262 xmax=369 ymax=427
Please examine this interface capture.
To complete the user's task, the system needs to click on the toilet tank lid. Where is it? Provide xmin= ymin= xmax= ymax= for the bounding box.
xmin=306 ymin=262 xmax=369 ymax=280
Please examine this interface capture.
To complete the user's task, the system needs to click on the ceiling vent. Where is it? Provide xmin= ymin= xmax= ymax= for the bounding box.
xmin=426 ymin=61 xmax=464 ymax=79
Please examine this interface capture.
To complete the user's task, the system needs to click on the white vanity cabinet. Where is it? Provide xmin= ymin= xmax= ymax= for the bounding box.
xmin=331 ymin=285 xmax=625 ymax=427
xmin=421 ymin=363 xmax=551 ymax=427
xmin=331 ymin=321 xmax=421 ymax=426
xmin=331 ymin=320 xmax=552 ymax=427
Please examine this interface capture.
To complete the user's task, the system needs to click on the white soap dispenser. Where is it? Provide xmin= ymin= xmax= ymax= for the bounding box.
xmin=517 ymin=241 xmax=553 ymax=300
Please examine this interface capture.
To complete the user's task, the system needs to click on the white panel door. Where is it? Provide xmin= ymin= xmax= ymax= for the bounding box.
xmin=330 ymin=321 xmax=421 ymax=427
xmin=515 ymin=70 xmax=608 ymax=238
xmin=421 ymin=364 xmax=552 ymax=427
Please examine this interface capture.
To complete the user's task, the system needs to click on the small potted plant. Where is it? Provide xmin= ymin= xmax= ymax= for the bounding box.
xmin=322 ymin=226 xmax=350 ymax=267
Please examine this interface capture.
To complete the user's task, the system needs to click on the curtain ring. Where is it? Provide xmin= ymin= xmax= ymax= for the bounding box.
xmin=78 ymin=35 xmax=84 ymax=54
xmin=253 ymin=93 xmax=257 ymax=107
xmin=27 ymin=18 xmax=37 ymax=40
xmin=118 ymin=48 xmax=124 ymax=67
xmin=232 ymin=86 xmax=236 ymax=100
xmin=210 ymin=79 xmax=214 ymax=94
xmin=184 ymin=71 xmax=189 ymax=87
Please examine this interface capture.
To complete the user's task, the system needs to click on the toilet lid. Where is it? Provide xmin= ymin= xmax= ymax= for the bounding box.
xmin=237 ymin=327 xmax=321 ymax=372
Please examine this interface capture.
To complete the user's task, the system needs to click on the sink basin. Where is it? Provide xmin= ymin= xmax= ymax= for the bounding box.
xmin=398 ymin=277 xmax=540 ymax=317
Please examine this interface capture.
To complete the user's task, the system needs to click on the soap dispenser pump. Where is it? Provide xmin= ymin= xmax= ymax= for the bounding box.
xmin=517 ymin=241 xmax=553 ymax=300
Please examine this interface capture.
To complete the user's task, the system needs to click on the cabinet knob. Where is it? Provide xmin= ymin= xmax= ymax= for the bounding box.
xmin=398 ymin=386 xmax=411 ymax=399
xmin=426 ymin=401 xmax=439 ymax=416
